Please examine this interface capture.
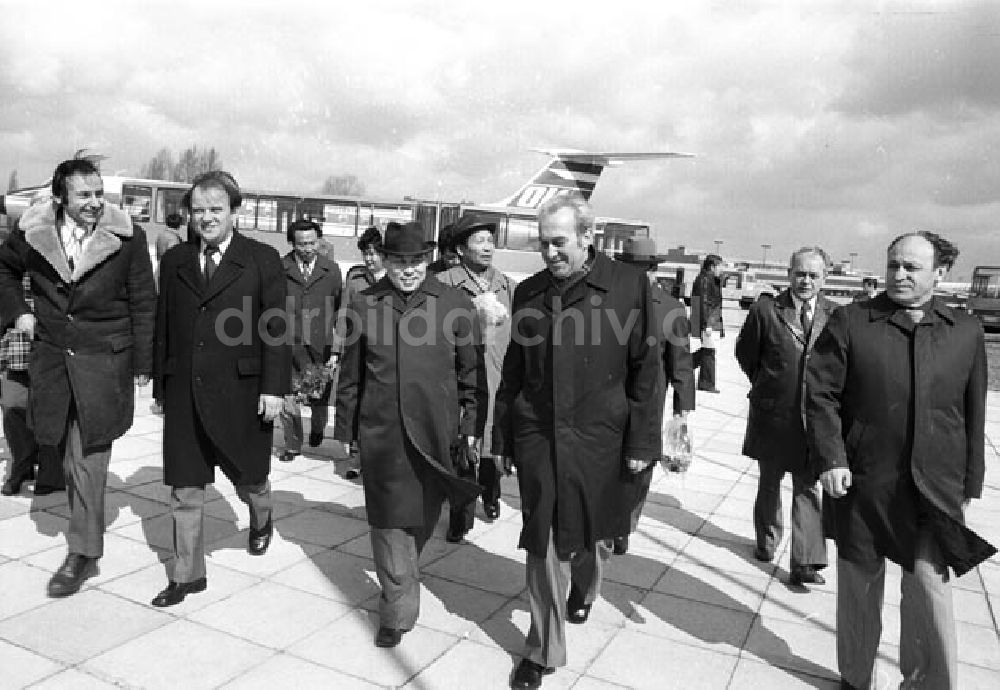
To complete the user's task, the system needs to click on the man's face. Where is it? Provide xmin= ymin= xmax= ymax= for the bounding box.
xmin=864 ymin=283 xmax=877 ymax=297
xmin=61 ymin=173 xmax=105 ymax=228
xmin=787 ymin=253 xmax=827 ymax=301
xmin=711 ymin=262 xmax=724 ymax=278
xmin=539 ymin=208 xmax=592 ymax=279
xmin=457 ymin=229 xmax=495 ymax=270
xmin=886 ymin=235 xmax=945 ymax=307
xmin=385 ymin=253 xmax=428 ymax=293
xmin=190 ymin=184 xmax=235 ymax=247
xmin=293 ymin=229 xmax=319 ymax=263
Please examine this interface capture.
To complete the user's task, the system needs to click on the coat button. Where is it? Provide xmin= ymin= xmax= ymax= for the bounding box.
xmin=66 ymin=348 xmax=74 ymax=356
xmin=195 ymin=376 xmax=202 ymax=384
xmin=67 ymin=314 xmax=74 ymax=322
xmin=200 ymin=306 xmax=207 ymax=312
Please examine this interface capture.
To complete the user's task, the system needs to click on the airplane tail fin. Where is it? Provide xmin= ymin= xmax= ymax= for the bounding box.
xmin=494 ymin=148 xmax=693 ymax=210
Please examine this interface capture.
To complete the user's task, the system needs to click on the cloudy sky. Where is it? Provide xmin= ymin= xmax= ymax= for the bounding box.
xmin=1 ymin=0 xmax=997 ymax=278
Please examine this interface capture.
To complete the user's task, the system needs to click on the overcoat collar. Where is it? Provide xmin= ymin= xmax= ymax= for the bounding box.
xmin=19 ymin=201 xmax=134 ymax=283
xmin=440 ymin=263 xmax=507 ymax=296
xmin=365 ymin=274 xmax=443 ymax=314
xmin=176 ymin=231 xmax=253 ymax=303
xmin=521 ymin=250 xmax=613 ymax=308
xmin=866 ymin=292 xmax=956 ymax=330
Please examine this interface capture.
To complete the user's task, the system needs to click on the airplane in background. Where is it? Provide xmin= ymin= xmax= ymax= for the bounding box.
xmin=0 ymin=147 xmax=694 ymax=279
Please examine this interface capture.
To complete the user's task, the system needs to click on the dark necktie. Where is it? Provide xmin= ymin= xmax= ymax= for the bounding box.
xmin=302 ymin=262 xmax=312 ymax=281
xmin=800 ymin=301 xmax=813 ymax=338
xmin=204 ymin=245 xmax=219 ymax=283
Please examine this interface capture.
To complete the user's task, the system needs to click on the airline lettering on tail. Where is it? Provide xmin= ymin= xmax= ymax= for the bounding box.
xmin=512 ymin=185 xmax=564 ymax=209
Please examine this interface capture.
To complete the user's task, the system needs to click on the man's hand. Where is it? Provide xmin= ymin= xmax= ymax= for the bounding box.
xmin=134 ymin=375 xmax=150 ymax=387
xmin=15 ymin=313 xmax=35 ymax=339
xmin=820 ymin=468 xmax=853 ymax=498
xmin=626 ymin=456 xmax=654 ymax=473
xmin=258 ymin=394 xmax=282 ymax=422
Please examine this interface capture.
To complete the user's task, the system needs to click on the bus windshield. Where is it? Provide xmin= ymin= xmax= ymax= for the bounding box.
xmin=971 ymin=266 xmax=1000 ymax=299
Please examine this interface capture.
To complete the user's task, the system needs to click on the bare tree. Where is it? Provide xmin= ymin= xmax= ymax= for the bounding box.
xmin=173 ymin=146 xmax=224 ymax=183
xmin=7 ymin=169 xmax=18 ymax=192
xmin=140 ymin=148 xmax=175 ymax=181
xmin=320 ymin=174 xmax=365 ymax=197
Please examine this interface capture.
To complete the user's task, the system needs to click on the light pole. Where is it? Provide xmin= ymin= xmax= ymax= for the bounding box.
xmin=849 ymin=252 xmax=859 ymax=272
xmin=761 ymin=243 xmax=771 ymax=269
xmin=713 ymin=239 xmax=723 ymax=255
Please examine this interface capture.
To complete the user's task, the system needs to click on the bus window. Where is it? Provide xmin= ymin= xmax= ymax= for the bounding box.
xmin=122 ymin=184 xmax=153 ymax=222
xmin=367 ymin=204 xmax=413 ymax=232
xmin=505 ymin=213 xmax=539 ymax=252
xmin=256 ymin=197 xmax=278 ymax=232
xmin=235 ymin=196 xmax=258 ymax=231
xmin=321 ymin=202 xmax=358 ymax=237
xmin=155 ymin=187 xmax=186 ymax=223
xmin=597 ymin=222 xmax=649 ymax=254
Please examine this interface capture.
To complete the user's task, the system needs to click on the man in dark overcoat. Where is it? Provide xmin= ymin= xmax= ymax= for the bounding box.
xmin=736 ymin=246 xmax=837 ymax=587
xmin=690 ymin=253 xmax=724 ymax=393
xmin=278 ymin=219 xmax=342 ymax=461
xmin=493 ymin=195 xmax=661 ymax=689
xmin=334 ymin=221 xmax=485 ymax=649
xmin=807 ymin=231 xmax=993 ymax=689
xmin=0 ymin=157 xmax=156 ymax=597
xmin=612 ymin=237 xmax=695 ymax=555
xmin=152 ymin=171 xmax=290 ymax=607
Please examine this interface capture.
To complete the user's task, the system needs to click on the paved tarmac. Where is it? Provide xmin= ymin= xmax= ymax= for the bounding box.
xmin=1 ymin=307 xmax=999 ymax=689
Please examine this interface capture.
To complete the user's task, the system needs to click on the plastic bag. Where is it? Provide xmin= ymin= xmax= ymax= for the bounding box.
xmin=659 ymin=416 xmax=694 ymax=473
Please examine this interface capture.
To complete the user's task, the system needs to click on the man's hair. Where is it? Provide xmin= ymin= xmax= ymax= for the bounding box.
xmin=862 ymin=276 xmax=878 ymax=288
xmin=165 ymin=213 xmax=184 ymax=230
xmin=701 ymin=253 xmax=724 ymax=271
xmin=287 ymin=218 xmax=322 ymax=243
xmin=51 ymin=158 xmax=101 ymax=202
xmin=888 ymin=231 xmax=960 ymax=270
xmin=537 ymin=194 xmax=594 ymax=237
xmin=183 ymin=170 xmax=242 ymax=211
xmin=788 ymin=246 xmax=830 ymax=272
xmin=357 ymin=226 xmax=382 ymax=252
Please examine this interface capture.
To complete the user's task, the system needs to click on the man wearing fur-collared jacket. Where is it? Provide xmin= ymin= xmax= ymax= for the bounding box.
xmin=0 ymin=158 xmax=156 ymax=598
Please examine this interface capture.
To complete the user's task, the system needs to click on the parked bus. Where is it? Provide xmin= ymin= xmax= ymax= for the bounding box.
xmin=968 ymin=265 xmax=1000 ymax=331
xmin=0 ymin=148 xmax=691 ymax=281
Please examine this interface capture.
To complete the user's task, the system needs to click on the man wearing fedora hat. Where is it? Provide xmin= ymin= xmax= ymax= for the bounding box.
xmin=335 ymin=221 xmax=486 ymax=648
xmin=613 ymin=237 xmax=696 ymax=554
xmin=436 ymin=214 xmax=517 ymax=539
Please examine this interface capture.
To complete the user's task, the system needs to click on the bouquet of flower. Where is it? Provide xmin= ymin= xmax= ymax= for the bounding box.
xmin=472 ymin=291 xmax=509 ymax=327
xmin=291 ymin=362 xmax=335 ymax=405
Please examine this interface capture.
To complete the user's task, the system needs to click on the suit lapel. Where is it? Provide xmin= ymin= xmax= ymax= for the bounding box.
xmin=72 ymin=228 xmax=121 ymax=281
xmin=808 ymin=297 xmax=837 ymax=349
xmin=176 ymin=244 xmax=203 ymax=296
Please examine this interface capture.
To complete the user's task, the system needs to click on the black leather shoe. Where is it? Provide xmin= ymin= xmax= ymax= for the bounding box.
xmin=47 ymin=554 xmax=97 ymax=597
xmin=613 ymin=535 xmax=629 ymax=555
xmin=445 ymin=525 xmax=468 ymax=543
xmin=511 ymin=658 xmax=554 ymax=689
xmin=698 ymin=386 xmax=721 ymax=394
xmin=33 ymin=484 xmax=65 ymax=496
xmin=374 ymin=626 xmax=405 ymax=648
xmin=566 ymin=586 xmax=591 ymax=624
xmin=345 ymin=467 xmax=361 ymax=480
xmin=2 ymin=469 xmax=34 ymax=496
xmin=151 ymin=577 xmax=207 ymax=607
xmin=308 ymin=431 xmax=324 ymax=447
xmin=753 ymin=546 xmax=773 ymax=562
xmin=280 ymin=451 xmax=298 ymax=463
xmin=483 ymin=500 xmax=500 ymax=520
xmin=248 ymin=518 xmax=273 ymax=556
xmin=789 ymin=566 xmax=826 ymax=586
